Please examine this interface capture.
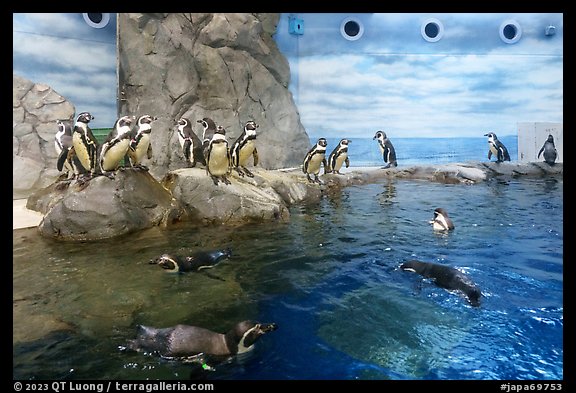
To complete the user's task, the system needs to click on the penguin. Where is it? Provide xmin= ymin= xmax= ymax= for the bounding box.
xmin=302 ymin=137 xmax=328 ymax=184
xmin=230 ymin=120 xmax=259 ymax=177
xmin=72 ymin=111 xmax=98 ymax=180
xmin=373 ymin=130 xmax=397 ymax=169
xmin=99 ymin=115 xmax=136 ymax=177
xmin=205 ymin=125 xmax=232 ymax=185
xmin=54 ymin=119 xmax=77 ymax=179
xmin=197 ymin=117 xmax=218 ymax=159
xmin=538 ymin=134 xmax=558 ymax=165
xmin=149 ymin=248 xmax=232 ymax=273
xmin=429 ymin=207 xmax=455 ymax=231
xmin=484 ymin=132 xmax=510 ymax=162
xmin=177 ymin=118 xmax=206 ymax=168
xmin=326 ymin=138 xmax=351 ymax=175
xmin=127 ymin=320 xmax=278 ymax=360
xmin=400 ymin=260 xmax=481 ymax=307
xmin=128 ymin=114 xmax=157 ymax=170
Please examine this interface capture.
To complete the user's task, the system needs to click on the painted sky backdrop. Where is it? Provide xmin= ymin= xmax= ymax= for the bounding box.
xmin=274 ymin=13 xmax=563 ymax=138
xmin=12 ymin=13 xmax=563 ymax=138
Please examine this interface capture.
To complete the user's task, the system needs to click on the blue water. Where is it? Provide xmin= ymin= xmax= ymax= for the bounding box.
xmin=311 ymin=136 xmax=518 ymax=167
xmin=13 ymin=176 xmax=562 ymax=381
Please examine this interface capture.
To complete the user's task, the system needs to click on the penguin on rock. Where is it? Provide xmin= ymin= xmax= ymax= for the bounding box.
xmin=55 ymin=119 xmax=83 ymax=180
xmin=197 ymin=117 xmax=218 ymax=160
xmin=72 ymin=111 xmax=98 ymax=182
xmin=484 ymin=132 xmax=510 ymax=163
xmin=230 ymin=120 xmax=259 ymax=177
xmin=373 ymin=131 xmax=397 ymax=169
xmin=326 ymin=138 xmax=351 ymax=175
xmin=128 ymin=114 xmax=156 ymax=171
xmin=538 ymin=134 xmax=558 ymax=165
xmin=177 ymin=117 xmax=206 ymax=168
xmin=99 ymin=115 xmax=136 ymax=177
xmin=302 ymin=137 xmax=328 ymax=184
xmin=205 ymin=125 xmax=232 ymax=185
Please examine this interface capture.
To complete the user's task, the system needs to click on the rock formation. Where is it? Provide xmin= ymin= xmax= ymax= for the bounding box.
xmin=117 ymin=13 xmax=310 ymax=180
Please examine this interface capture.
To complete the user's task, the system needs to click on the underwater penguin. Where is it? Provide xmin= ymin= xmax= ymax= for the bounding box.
xmin=326 ymin=138 xmax=351 ymax=174
xmin=197 ymin=117 xmax=218 ymax=159
xmin=538 ymin=134 xmax=558 ymax=165
xmin=149 ymin=248 xmax=232 ymax=273
xmin=230 ymin=120 xmax=259 ymax=177
xmin=99 ymin=115 xmax=136 ymax=177
xmin=72 ymin=111 xmax=98 ymax=180
xmin=303 ymin=137 xmax=328 ymax=184
xmin=429 ymin=208 xmax=455 ymax=231
xmin=484 ymin=132 xmax=510 ymax=162
xmin=177 ymin=118 xmax=206 ymax=168
xmin=400 ymin=260 xmax=481 ymax=307
xmin=128 ymin=114 xmax=156 ymax=170
xmin=127 ymin=320 xmax=278 ymax=360
xmin=373 ymin=131 xmax=397 ymax=168
xmin=205 ymin=125 xmax=232 ymax=185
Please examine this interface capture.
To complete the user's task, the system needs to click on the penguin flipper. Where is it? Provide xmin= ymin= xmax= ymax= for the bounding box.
xmin=183 ymin=139 xmax=192 ymax=161
xmin=253 ymin=148 xmax=259 ymax=167
xmin=538 ymin=146 xmax=544 ymax=159
xmin=487 ymin=150 xmax=492 ymax=160
xmin=147 ymin=144 xmax=153 ymax=159
xmin=57 ymin=149 xmax=70 ymax=172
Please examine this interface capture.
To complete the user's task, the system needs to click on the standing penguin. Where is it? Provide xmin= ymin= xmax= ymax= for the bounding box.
xmin=72 ymin=111 xmax=98 ymax=180
xmin=197 ymin=117 xmax=218 ymax=159
xmin=205 ymin=125 xmax=232 ymax=185
xmin=303 ymin=137 xmax=328 ymax=184
xmin=373 ymin=131 xmax=397 ymax=168
xmin=326 ymin=138 xmax=351 ymax=174
xmin=55 ymin=119 xmax=78 ymax=179
xmin=429 ymin=208 xmax=455 ymax=231
xmin=128 ymin=114 xmax=156 ymax=170
xmin=177 ymin=118 xmax=206 ymax=168
xmin=99 ymin=115 xmax=136 ymax=177
xmin=538 ymin=134 xmax=558 ymax=165
xmin=230 ymin=120 xmax=259 ymax=177
xmin=484 ymin=132 xmax=510 ymax=162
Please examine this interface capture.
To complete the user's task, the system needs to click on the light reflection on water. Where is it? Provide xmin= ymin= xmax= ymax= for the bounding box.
xmin=13 ymin=177 xmax=563 ymax=380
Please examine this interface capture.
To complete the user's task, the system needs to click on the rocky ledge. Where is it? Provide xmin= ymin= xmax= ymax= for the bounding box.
xmin=26 ymin=161 xmax=562 ymax=241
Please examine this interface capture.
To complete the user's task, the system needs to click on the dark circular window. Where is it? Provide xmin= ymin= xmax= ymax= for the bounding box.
xmin=340 ymin=17 xmax=364 ymax=41
xmin=82 ymin=13 xmax=110 ymax=29
xmin=421 ymin=18 xmax=444 ymax=42
xmin=499 ymin=19 xmax=522 ymax=44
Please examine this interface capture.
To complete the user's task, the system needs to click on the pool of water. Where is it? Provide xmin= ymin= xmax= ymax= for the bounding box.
xmin=13 ymin=176 xmax=563 ymax=380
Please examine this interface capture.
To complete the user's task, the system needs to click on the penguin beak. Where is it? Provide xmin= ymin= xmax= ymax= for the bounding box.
xmin=259 ymin=323 xmax=278 ymax=333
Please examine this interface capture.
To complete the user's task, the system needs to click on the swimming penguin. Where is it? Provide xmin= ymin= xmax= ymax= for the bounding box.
xmin=400 ymin=260 xmax=481 ymax=307
xmin=149 ymin=248 xmax=232 ymax=273
xmin=373 ymin=131 xmax=397 ymax=168
xmin=127 ymin=320 xmax=278 ymax=360
xmin=429 ymin=207 xmax=455 ymax=231
xmin=128 ymin=114 xmax=157 ymax=170
xmin=197 ymin=117 xmax=218 ymax=159
xmin=303 ymin=137 xmax=328 ymax=184
xmin=177 ymin=118 xmax=206 ymax=168
xmin=484 ymin=132 xmax=510 ymax=162
xmin=538 ymin=134 xmax=558 ymax=165
xmin=205 ymin=125 xmax=232 ymax=185
xmin=230 ymin=120 xmax=259 ymax=177
xmin=72 ymin=111 xmax=98 ymax=180
xmin=326 ymin=138 xmax=351 ymax=174
xmin=55 ymin=119 xmax=77 ymax=179
xmin=99 ymin=115 xmax=136 ymax=177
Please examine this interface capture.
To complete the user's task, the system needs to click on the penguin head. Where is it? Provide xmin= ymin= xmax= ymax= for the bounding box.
xmin=399 ymin=260 xmax=423 ymax=273
xmin=197 ymin=117 xmax=216 ymax=130
xmin=317 ymin=138 xmax=327 ymax=148
xmin=465 ymin=286 xmax=482 ymax=307
xmin=215 ymin=125 xmax=226 ymax=136
xmin=484 ymin=132 xmax=497 ymax=142
xmin=340 ymin=139 xmax=351 ymax=146
xmin=138 ymin=114 xmax=157 ymax=127
xmin=149 ymin=254 xmax=180 ymax=273
xmin=433 ymin=207 xmax=449 ymax=219
xmin=225 ymin=320 xmax=278 ymax=354
xmin=546 ymin=134 xmax=555 ymax=144
xmin=245 ymin=120 xmax=259 ymax=131
xmin=373 ymin=131 xmax=387 ymax=141
xmin=76 ymin=112 xmax=94 ymax=124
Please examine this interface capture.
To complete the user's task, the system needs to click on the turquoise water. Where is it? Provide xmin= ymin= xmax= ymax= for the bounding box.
xmin=13 ymin=175 xmax=562 ymax=380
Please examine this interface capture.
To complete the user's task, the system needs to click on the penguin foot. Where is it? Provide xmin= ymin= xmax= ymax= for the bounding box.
xmin=234 ymin=168 xmax=245 ymax=177
xmin=101 ymin=171 xmax=115 ymax=179
xmin=221 ymin=176 xmax=231 ymax=185
xmin=242 ymin=167 xmax=254 ymax=177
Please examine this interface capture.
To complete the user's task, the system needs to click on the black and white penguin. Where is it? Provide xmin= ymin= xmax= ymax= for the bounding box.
xmin=373 ymin=131 xmax=397 ymax=168
xmin=205 ymin=125 xmax=232 ymax=185
xmin=99 ymin=115 xmax=136 ymax=177
xmin=429 ymin=207 xmax=455 ymax=231
xmin=197 ymin=117 xmax=218 ymax=158
xmin=302 ymin=137 xmax=328 ymax=184
xmin=72 ymin=111 xmax=99 ymax=180
xmin=149 ymin=248 xmax=232 ymax=273
xmin=127 ymin=320 xmax=278 ymax=359
xmin=230 ymin=120 xmax=259 ymax=177
xmin=55 ymin=119 xmax=76 ymax=178
xmin=128 ymin=114 xmax=157 ymax=170
xmin=484 ymin=132 xmax=510 ymax=162
xmin=400 ymin=260 xmax=481 ymax=307
xmin=538 ymin=134 xmax=558 ymax=165
xmin=177 ymin=118 xmax=206 ymax=168
xmin=326 ymin=138 xmax=351 ymax=175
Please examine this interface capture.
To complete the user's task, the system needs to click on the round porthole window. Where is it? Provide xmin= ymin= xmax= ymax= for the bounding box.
xmin=340 ymin=17 xmax=364 ymax=41
xmin=82 ymin=13 xmax=110 ymax=29
xmin=499 ymin=19 xmax=522 ymax=44
xmin=421 ymin=18 xmax=444 ymax=42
